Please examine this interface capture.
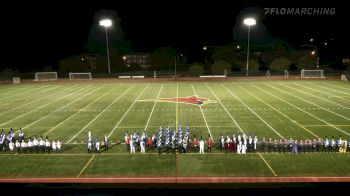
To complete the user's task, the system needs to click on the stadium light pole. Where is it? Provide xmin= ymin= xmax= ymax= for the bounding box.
xmin=174 ymin=53 xmax=183 ymax=79
xmin=99 ymin=19 xmax=112 ymax=75
xmin=174 ymin=55 xmax=177 ymax=78
xmin=243 ymin=18 xmax=256 ymax=77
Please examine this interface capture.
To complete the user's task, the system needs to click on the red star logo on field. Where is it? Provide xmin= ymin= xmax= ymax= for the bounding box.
xmin=159 ymin=96 xmax=208 ymax=105
xmin=137 ymin=96 xmax=217 ymax=105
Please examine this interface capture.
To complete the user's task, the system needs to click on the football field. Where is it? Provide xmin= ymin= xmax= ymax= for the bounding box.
xmin=0 ymin=80 xmax=350 ymax=182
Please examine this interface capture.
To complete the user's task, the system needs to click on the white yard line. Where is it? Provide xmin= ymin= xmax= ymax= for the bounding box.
xmin=221 ymin=84 xmax=285 ymax=139
xmin=144 ymin=84 xmax=164 ymax=131
xmin=22 ymin=86 xmax=104 ymax=129
xmin=0 ymin=86 xmax=63 ymax=116
xmin=0 ymin=85 xmax=81 ymax=127
xmin=236 ymin=84 xmax=319 ymax=138
xmin=301 ymin=124 xmax=350 ymax=127
xmin=282 ymin=83 xmax=350 ymax=109
xmin=307 ymin=83 xmax=350 ymax=98
xmin=258 ymin=153 xmax=277 ymax=176
xmin=205 ymin=83 xmax=246 ymax=135
xmin=323 ymin=83 xmax=350 ymax=95
xmin=294 ymin=83 xmax=350 ymax=102
xmin=251 ymin=84 xmax=350 ymax=136
xmin=76 ymin=154 xmax=95 ymax=177
xmin=0 ymin=85 xmax=49 ymax=102
xmin=107 ymin=84 xmax=150 ymax=138
xmin=111 ymin=125 xmax=238 ymax=129
xmin=266 ymin=83 xmax=350 ymax=121
xmin=176 ymin=83 xmax=179 ymax=131
xmin=0 ymin=85 xmax=62 ymax=108
xmin=191 ymin=84 xmax=213 ymax=141
xmin=0 ymin=85 xmax=33 ymax=96
xmin=0 ymin=152 xmax=270 ymax=156
xmin=43 ymin=86 xmax=118 ymax=136
xmin=67 ymin=85 xmax=135 ymax=143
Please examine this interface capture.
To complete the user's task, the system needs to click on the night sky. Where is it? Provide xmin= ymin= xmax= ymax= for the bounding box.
xmin=0 ymin=0 xmax=348 ymax=70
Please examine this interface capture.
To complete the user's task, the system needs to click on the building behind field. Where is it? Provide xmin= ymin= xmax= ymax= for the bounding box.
xmin=123 ymin=53 xmax=150 ymax=69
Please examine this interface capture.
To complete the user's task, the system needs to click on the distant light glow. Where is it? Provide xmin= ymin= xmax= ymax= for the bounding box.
xmin=311 ymin=51 xmax=316 ymax=55
xmin=203 ymin=46 xmax=207 ymax=51
xmin=243 ymin=18 xmax=256 ymax=26
xmin=310 ymin=38 xmax=314 ymax=42
xmin=236 ymin=45 xmax=240 ymax=49
xmin=123 ymin=56 xmax=126 ymax=60
xmin=99 ymin=19 xmax=112 ymax=27
xmin=324 ymin=42 xmax=328 ymax=46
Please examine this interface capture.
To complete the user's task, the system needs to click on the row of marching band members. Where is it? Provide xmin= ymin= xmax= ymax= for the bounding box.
xmin=124 ymin=124 xmax=214 ymax=154
xmin=7 ymin=136 xmax=62 ymax=153
xmin=219 ymin=134 xmax=350 ymax=154
xmin=123 ymin=124 xmax=350 ymax=154
xmin=219 ymin=133 xmax=258 ymax=154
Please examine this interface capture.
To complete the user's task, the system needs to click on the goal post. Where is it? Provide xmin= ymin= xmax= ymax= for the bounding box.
xmin=69 ymin=72 xmax=92 ymax=80
xmin=34 ymin=72 xmax=58 ymax=81
xmin=341 ymin=74 xmax=348 ymax=81
xmin=300 ymin=69 xmax=325 ymax=78
xmin=13 ymin=77 xmax=20 ymax=84
xmin=284 ymin=70 xmax=289 ymax=78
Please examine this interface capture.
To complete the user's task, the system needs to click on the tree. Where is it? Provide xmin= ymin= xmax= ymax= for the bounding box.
xmin=188 ymin=64 xmax=204 ymax=75
xmin=0 ymin=68 xmax=16 ymax=80
xmin=235 ymin=59 xmax=259 ymax=73
xmin=59 ymin=55 xmax=90 ymax=73
xmin=248 ymin=59 xmax=259 ymax=72
xmin=269 ymin=57 xmax=291 ymax=72
xmin=296 ymin=54 xmax=317 ymax=70
xmin=211 ymin=60 xmax=231 ymax=74
xmin=150 ymin=47 xmax=176 ymax=71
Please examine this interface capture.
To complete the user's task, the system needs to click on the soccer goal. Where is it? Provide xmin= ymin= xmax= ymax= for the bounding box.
xmin=34 ymin=72 xmax=58 ymax=81
xmin=13 ymin=77 xmax=20 ymax=84
xmin=341 ymin=74 xmax=348 ymax=81
xmin=69 ymin=72 xmax=92 ymax=80
xmin=300 ymin=69 xmax=325 ymax=78
xmin=284 ymin=70 xmax=289 ymax=78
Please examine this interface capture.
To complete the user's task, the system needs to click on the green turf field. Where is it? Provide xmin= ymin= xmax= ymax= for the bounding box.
xmin=0 ymin=80 xmax=349 ymax=178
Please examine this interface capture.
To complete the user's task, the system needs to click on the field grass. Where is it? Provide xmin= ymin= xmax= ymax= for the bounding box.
xmin=0 ymin=80 xmax=350 ymax=178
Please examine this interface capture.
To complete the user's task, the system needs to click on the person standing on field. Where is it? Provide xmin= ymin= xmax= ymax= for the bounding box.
xmin=199 ymin=137 xmax=205 ymax=154
xmin=207 ymin=137 xmax=213 ymax=152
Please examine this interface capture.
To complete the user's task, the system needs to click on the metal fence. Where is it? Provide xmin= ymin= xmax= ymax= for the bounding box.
xmin=0 ymin=69 xmax=348 ymax=81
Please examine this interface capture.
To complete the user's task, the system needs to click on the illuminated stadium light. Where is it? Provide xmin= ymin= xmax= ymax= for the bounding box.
xmin=243 ymin=18 xmax=256 ymax=26
xmin=99 ymin=19 xmax=112 ymax=74
xmin=243 ymin=17 xmax=256 ymax=77
xmin=99 ymin=19 xmax=112 ymax=27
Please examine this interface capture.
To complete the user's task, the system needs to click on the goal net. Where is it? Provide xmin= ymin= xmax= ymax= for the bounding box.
xmin=284 ymin=70 xmax=289 ymax=78
xmin=34 ymin=72 xmax=58 ymax=81
xmin=69 ymin=72 xmax=92 ymax=80
xmin=13 ymin=77 xmax=20 ymax=84
xmin=341 ymin=74 xmax=348 ymax=81
xmin=300 ymin=70 xmax=325 ymax=78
